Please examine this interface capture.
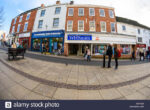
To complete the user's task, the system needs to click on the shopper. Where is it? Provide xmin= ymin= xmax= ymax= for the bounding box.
xmin=103 ymin=46 xmax=107 ymax=68
xmin=87 ymin=49 xmax=91 ymax=62
xmin=114 ymin=47 xmax=119 ymax=69
xmin=84 ymin=47 xmax=88 ymax=60
xmin=131 ymin=50 xmax=136 ymax=61
xmin=106 ymin=44 xmax=113 ymax=68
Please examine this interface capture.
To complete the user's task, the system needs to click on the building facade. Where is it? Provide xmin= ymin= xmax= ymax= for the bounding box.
xmin=31 ymin=2 xmax=67 ymax=53
xmin=9 ymin=7 xmax=38 ymax=49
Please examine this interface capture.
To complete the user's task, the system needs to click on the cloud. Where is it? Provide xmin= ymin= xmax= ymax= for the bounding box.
xmin=17 ymin=9 xmax=24 ymax=14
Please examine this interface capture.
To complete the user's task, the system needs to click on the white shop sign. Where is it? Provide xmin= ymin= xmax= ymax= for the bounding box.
xmin=19 ymin=32 xmax=30 ymax=38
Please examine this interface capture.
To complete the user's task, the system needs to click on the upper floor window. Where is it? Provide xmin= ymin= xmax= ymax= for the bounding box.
xmin=26 ymin=13 xmax=31 ymax=20
xmin=111 ymin=22 xmax=116 ymax=32
xmin=89 ymin=21 xmax=95 ymax=31
xmin=78 ymin=8 xmax=84 ymax=16
xmin=19 ymin=16 xmax=23 ymax=22
xmin=38 ymin=20 xmax=43 ymax=28
xmin=89 ymin=8 xmax=95 ymax=16
xmin=55 ymin=7 xmax=61 ymax=14
xmin=17 ymin=24 xmax=21 ymax=33
xmin=53 ymin=18 xmax=59 ymax=27
xmin=138 ymin=37 xmax=142 ymax=42
xmin=100 ymin=21 xmax=106 ymax=32
xmin=24 ymin=22 xmax=28 ymax=31
xmin=149 ymin=39 xmax=150 ymax=45
xmin=12 ymin=26 xmax=15 ymax=33
xmin=67 ymin=20 xmax=73 ymax=31
xmin=40 ymin=10 xmax=46 ymax=17
xmin=99 ymin=9 xmax=105 ymax=17
xmin=78 ymin=20 xmax=84 ymax=31
xmin=122 ymin=25 xmax=126 ymax=31
xmin=138 ymin=29 xmax=141 ymax=34
xmin=14 ymin=18 xmax=17 ymax=24
xmin=109 ymin=10 xmax=114 ymax=18
xmin=68 ymin=8 xmax=74 ymax=16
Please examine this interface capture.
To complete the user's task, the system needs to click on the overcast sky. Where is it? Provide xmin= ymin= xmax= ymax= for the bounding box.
xmin=1 ymin=0 xmax=150 ymax=34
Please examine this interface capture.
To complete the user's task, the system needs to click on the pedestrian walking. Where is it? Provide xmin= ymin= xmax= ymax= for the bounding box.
xmin=103 ymin=46 xmax=107 ymax=68
xmin=139 ymin=48 xmax=144 ymax=61
xmin=84 ymin=47 xmax=88 ymax=60
xmin=87 ymin=49 xmax=91 ymax=62
xmin=106 ymin=44 xmax=113 ymax=68
xmin=114 ymin=47 xmax=119 ymax=69
xmin=131 ymin=50 xmax=136 ymax=61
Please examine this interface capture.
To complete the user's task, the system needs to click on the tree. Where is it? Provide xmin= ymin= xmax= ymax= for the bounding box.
xmin=0 ymin=7 xmax=4 ymax=29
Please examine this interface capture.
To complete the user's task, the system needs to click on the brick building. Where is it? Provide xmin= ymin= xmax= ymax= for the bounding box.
xmin=9 ymin=7 xmax=38 ymax=49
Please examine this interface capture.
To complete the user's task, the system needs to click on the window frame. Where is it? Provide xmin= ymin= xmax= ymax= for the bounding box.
xmin=38 ymin=20 xmax=43 ymax=29
xmin=14 ymin=18 xmax=17 ymax=24
xmin=78 ymin=20 xmax=84 ymax=31
xmin=100 ymin=21 xmax=106 ymax=32
xmin=67 ymin=20 xmax=73 ymax=31
xmin=78 ymin=8 xmax=84 ymax=16
xmin=99 ymin=9 xmax=105 ymax=17
xmin=138 ymin=37 xmax=142 ymax=42
xmin=26 ymin=13 xmax=31 ymax=20
xmin=68 ymin=8 xmax=74 ymax=16
xmin=55 ymin=7 xmax=61 ymax=14
xmin=89 ymin=8 xmax=95 ymax=16
xmin=122 ymin=25 xmax=126 ymax=31
xmin=23 ymin=22 xmax=28 ymax=32
xmin=17 ymin=24 xmax=21 ymax=33
xmin=19 ymin=16 xmax=23 ymax=22
xmin=89 ymin=21 xmax=96 ymax=32
xmin=12 ymin=26 xmax=15 ymax=33
xmin=109 ymin=10 xmax=114 ymax=18
xmin=138 ymin=29 xmax=141 ymax=34
xmin=110 ymin=22 xmax=116 ymax=33
xmin=40 ymin=10 xmax=46 ymax=17
xmin=53 ymin=18 xmax=59 ymax=27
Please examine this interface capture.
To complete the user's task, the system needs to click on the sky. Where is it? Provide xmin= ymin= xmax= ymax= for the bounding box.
xmin=0 ymin=0 xmax=150 ymax=34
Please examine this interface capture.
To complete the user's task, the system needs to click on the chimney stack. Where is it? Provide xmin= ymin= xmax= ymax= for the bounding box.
xmin=41 ymin=4 xmax=45 ymax=8
xmin=70 ymin=0 xmax=74 ymax=5
xmin=56 ymin=0 xmax=61 ymax=4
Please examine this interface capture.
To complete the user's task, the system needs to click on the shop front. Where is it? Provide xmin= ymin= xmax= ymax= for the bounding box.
xmin=65 ymin=33 xmax=136 ymax=58
xmin=31 ymin=30 xmax=64 ymax=54
xmin=18 ymin=32 xmax=31 ymax=49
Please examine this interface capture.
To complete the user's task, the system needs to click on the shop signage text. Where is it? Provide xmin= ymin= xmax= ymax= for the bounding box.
xmin=68 ymin=34 xmax=92 ymax=40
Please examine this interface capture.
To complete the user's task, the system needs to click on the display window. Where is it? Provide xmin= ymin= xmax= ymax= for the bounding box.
xmin=120 ymin=45 xmax=131 ymax=55
xmin=33 ymin=39 xmax=41 ymax=51
xmin=93 ymin=44 xmax=107 ymax=55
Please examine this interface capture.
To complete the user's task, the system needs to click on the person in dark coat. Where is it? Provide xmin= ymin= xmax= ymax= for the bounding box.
xmin=114 ymin=47 xmax=119 ymax=69
xmin=103 ymin=46 xmax=106 ymax=68
xmin=107 ymin=44 xmax=113 ymax=68
xmin=131 ymin=50 xmax=136 ymax=61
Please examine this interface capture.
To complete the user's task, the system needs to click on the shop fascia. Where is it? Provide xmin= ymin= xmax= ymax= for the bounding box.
xmin=19 ymin=32 xmax=31 ymax=38
xmin=65 ymin=33 xmax=136 ymax=45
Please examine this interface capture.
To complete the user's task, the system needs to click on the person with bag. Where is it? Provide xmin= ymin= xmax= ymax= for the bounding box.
xmin=106 ymin=44 xmax=113 ymax=68
xmin=114 ymin=47 xmax=120 ymax=69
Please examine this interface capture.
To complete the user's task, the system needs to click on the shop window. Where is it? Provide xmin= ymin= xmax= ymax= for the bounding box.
xmin=99 ymin=9 xmax=105 ymax=17
xmin=67 ymin=20 xmax=73 ymax=31
xmin=78 ymin=8 xmax=84 ymax=16
xmin=26 ymin=13 xmax=31 ymax=20
xmin=19 ymin=16 xmax=23 ymax=22
xmin=51 ymin=38 xmax=63 ymax=53
xmin=17 ymin=24 xmax=20 ymax=33
xmin=68 ymin=8 xmax=74 ymax=16
xmin=93 ymin=45 xmax=107 ymax=55
xmin=23 ymin=22 xmax=28 ymax=31
xmin=89 ymin=21 xmax=95 ymax=31
xmin=40 ymin=10 xmax=46 ymax=17
xmin=138 ymin=37 xmax=142 ymax=42
xmin=38 ymin=20 xmax=43 ymax=28
xmin=109 ymin=10 xmax=114 ymax=18
xmin=100 ymin=21 xmax=106 ymax=32
xmin=55 ymin=7 xmax=61 ymax=14
xmin=53 ymin=18 xmax=59 ymax=27
xmin=120 ymin=45 xmax=131 ymax=55
xmin=89 ymin=8 xmax=95 ymax=16
xmin=33 ymin=39 xmax=41 ymax=51
xmin=78 ymin=20 xmax=84 ymax=31
xmin=122 ymin=25 xmax=126 ymax=31
xmin=111 ymin=23 xmax=116 ymax=32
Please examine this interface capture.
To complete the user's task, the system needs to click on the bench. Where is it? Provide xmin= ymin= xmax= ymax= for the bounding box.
xmin=8 ymin=48 xmax=26 ymax=60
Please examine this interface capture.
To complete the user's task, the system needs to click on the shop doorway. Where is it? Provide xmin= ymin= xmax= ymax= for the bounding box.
xmin=42 ymin=38 xmax=49 ymax=52
xmin=69 ymin=44 xmax=79 ymax=55
xmin=82 ymin=44 xmax=90 ymax=55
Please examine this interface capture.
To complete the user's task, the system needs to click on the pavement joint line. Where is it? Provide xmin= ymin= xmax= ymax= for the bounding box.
xmin=1 ymin=59 xmax=150 ymax=90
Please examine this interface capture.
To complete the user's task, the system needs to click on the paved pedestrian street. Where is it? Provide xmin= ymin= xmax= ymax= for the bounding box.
xmin=1 ymin=49 xmax=150 ymax=100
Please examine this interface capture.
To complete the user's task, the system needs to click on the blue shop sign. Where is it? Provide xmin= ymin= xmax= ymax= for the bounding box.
xmin=32 ymin=30 xmax=64 ymax=39
xmin=68 ymin=34 xmax=92 ymax=40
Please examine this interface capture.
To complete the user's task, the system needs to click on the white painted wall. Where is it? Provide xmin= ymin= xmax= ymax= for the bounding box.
xmin=32 ymin=4 xmax=67 ymax=32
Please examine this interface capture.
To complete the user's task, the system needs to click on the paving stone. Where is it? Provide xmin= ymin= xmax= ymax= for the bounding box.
xmin=138 ymin=87 xmax=150 ymax=97
xmin=0 ymin=89 xmax=16 ymax=100
xmin=53 ymin=88 xmax=78 ymax=100
xmin=130 ymin=83 xmax=145 ymax=90
xmin=125 ymin=92 xmax=147 ymax=100
xmin=33 ymin=84 xmax=57 ymax=98
xmin=99 ymin=88 xmax=123 ymax=100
